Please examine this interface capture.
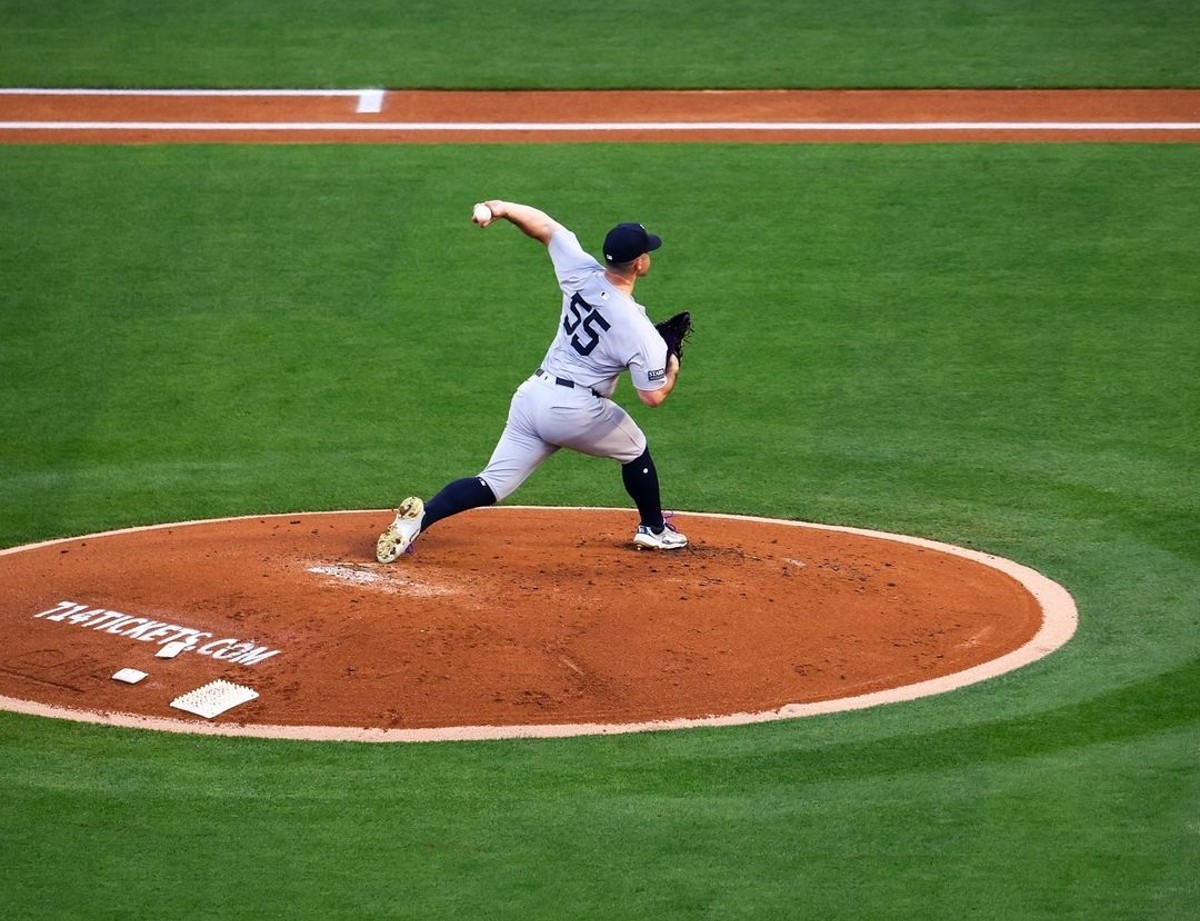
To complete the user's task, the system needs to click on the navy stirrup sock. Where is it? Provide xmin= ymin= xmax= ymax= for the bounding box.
xmin=621 ymin=448 xmax=665 ymax=531
xmin=422 ymin=477 xmax=497 ymax=531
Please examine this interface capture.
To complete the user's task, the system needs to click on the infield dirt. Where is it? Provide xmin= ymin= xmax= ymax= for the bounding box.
xmin=1 ymin=88 xmax=1198 ymax=143
xmin=0 ymin=509 xmax=1049 ymax=738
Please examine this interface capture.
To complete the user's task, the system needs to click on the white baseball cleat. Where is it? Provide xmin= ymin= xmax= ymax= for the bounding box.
xmin=633 ymin=522 xmax=688 ymax=551
xmin=376 ymin=497 xmax=426 ymax=563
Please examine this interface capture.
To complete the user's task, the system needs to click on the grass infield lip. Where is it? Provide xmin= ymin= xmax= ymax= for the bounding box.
xmin=0 ymin=507 xmax=1078 ymax=743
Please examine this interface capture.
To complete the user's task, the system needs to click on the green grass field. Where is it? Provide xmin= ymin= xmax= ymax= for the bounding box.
xmin=2 ymin=1 xmax=1199 ymax=917
xmin=1 ymin=142 xmax=1197 ymax=919
xmin=1 ymin=0 xmax=1199 ymax=88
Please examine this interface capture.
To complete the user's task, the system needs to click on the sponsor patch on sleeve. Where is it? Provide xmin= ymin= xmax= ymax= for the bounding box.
xmin=648 ymin=368 xmax=666 ymax=382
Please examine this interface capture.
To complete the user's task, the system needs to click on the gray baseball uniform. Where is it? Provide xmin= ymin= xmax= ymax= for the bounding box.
xmin=478 ymin=227 xmax=670 ymax=500
xmin=375 ymin=206 xmax=687 ymax=564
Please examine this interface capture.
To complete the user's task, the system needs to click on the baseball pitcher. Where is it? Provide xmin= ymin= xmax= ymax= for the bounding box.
xmin=377 ymin=200 xmax=688 ymax=562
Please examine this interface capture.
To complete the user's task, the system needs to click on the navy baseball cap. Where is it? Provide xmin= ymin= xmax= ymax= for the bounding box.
xmin=603 ymin=222 xmax=662 ymax=264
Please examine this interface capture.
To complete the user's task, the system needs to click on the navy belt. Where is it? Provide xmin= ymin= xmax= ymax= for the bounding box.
xmin=536 ymin=368 xmax=602 ymax=398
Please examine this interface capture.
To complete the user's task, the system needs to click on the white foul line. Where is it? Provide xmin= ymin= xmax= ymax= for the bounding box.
xmin=1 ymin=120 xmax=1199 ymax=132
xmin=0 ymin=87 xmax=387 ymax=114
xmin=0 ymin=88 xmax=372 ymax=95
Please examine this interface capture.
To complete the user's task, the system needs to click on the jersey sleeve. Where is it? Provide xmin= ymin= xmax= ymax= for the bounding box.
xmin=627 ymin=316 xmax=671 ymax=391
xmin=548 ymin=227 xmax=601 ymax=287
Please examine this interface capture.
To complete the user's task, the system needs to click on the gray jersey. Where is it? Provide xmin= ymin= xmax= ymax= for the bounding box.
xmin=539 ymin=227 xmax=669 ymax=398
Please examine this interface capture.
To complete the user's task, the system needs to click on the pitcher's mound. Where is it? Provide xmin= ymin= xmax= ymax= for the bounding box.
xmin=0 ymin=508 xmax=1075 ymax=742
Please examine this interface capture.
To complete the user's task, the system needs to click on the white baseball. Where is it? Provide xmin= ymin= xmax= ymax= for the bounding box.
xmin=472 ymin=203 xmax=493 ymax=225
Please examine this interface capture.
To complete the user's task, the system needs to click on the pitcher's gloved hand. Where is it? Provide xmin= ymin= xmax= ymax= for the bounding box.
xmin=654 ymin=311 xmax=692 ymax=364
